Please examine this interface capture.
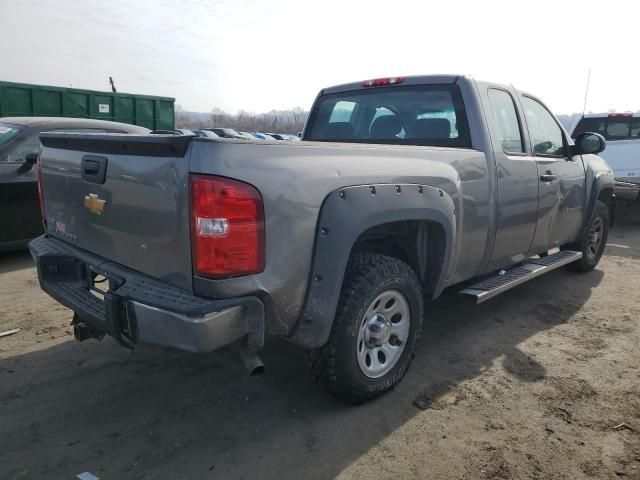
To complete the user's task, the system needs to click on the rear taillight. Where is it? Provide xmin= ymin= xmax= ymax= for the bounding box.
xmin=190 ymin=174 xmax=265 ymax=278
xmin=36 ymin=155 xmax=46 ymax=226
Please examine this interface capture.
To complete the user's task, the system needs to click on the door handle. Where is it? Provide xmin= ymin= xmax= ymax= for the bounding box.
xmin=540 ymin=174 xmax=557 ymax=182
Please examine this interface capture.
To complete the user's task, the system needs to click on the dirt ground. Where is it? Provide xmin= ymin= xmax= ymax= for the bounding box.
xmin=1 ymin=205 xmax=639 ymax=480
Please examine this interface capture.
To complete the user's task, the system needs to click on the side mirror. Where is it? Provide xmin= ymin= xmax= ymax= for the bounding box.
xmin=16 ymin=152 xmax=38 ymax=174
xmin=573 ymin=132 xmax=606 ymax=156
xmin=25 ymin=152 xmax=38 ymax=165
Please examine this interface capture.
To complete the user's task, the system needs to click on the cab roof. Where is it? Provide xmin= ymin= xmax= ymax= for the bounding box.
xmin=583 ymin=112 xmax=640 ymax=118
xmin=320 ymin=74 xmax=464 ymax=96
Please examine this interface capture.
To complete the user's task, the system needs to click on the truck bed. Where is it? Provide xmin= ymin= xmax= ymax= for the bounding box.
xmin=38 ymin=133 xmax=489 ymax=333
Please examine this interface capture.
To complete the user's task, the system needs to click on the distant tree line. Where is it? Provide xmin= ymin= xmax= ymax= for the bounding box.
xmin=177 ymin=108 xmax=632 ymax=136
xmin=175 ymin=105 xmax=309 ymax=134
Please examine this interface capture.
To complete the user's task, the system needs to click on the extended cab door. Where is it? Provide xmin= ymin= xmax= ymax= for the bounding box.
xmin=520 ymin=96 xmax=586 ymax=254
xmin=483 ymin=87 xmax=540 ymax=271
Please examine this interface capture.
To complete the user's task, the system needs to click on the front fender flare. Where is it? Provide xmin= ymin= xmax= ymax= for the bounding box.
xmin=289 ymin=183 xmax=456 ymax=349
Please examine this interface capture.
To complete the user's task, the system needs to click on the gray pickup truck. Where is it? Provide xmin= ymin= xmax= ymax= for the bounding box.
xmin=30 ymin=75 xmax=614 ymax=403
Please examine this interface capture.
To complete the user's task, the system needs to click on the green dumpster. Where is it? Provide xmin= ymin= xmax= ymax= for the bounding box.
xmin=0 ymin=80 xmax=175 ymax=130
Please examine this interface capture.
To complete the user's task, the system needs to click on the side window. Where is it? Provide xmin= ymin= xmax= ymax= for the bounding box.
xmin=328 ymin=101 xmax=357 ymax=123
xmin=5 ymin=135 xmax=40 ymax=162
xmin=606 ymin=120 xmax=631 ymax=139
xmin=487 ymin=89 xmax=524 ymax=154
xmin=522 ymin=97 xmax=565 ymax=157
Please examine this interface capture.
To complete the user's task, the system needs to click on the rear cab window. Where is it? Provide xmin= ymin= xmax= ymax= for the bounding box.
xmin=305 ymin=84 xmax=471 ymax=148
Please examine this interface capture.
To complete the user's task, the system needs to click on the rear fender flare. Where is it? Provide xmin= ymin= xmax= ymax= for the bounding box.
xmin=290 ymin=183 xmax=456 ymax=349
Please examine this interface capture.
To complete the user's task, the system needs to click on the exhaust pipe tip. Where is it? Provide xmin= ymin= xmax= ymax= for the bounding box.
xmin=238 ymin=338 xmax=265 ymax=376
xmin=249 ymin=364 xmax=265 ymax=377
xmin=238 ymin=338 xmax=265 ymax=377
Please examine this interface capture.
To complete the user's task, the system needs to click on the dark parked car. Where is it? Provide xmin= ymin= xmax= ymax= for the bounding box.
xmin=0 ymin=117 xmax=148 ymax=252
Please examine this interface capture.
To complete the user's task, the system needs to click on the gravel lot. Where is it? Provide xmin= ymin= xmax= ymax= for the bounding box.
xmin=1 ymin=204 xmax=639 ymax=480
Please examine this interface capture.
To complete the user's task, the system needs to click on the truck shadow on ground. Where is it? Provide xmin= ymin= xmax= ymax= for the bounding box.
xmin=609 ymin=201 xmax=640 ymax=260
xmin=0 ymin=249 xmax=34 ymax=274
xmin=1 ymin=265 xmax=605 ymax=479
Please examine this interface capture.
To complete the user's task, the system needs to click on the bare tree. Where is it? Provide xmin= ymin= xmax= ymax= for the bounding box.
xmin=176 ymin=106 xmax=309 ymax=134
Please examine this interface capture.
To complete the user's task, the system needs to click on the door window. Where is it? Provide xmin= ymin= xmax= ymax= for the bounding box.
xmin=522 ymin=97 xmax=565 ymax=157
xmin=488 ymin=89 xmax=524 ymax=154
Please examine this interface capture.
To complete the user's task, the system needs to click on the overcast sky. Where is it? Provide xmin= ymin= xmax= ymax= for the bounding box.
xmin=1 ymin=0 xmax=638 ymax=114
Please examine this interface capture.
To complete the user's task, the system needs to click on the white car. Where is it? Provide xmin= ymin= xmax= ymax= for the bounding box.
xmin=572 ymin=112 xmax=640 ymax=201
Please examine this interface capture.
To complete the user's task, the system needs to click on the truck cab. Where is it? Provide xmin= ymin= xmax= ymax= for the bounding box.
xmin=572 ymin=112 xmax=640 ymax=202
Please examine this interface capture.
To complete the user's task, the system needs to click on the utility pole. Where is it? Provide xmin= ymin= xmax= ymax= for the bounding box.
xmin=109 ymin=76 xmax=117 ymax=93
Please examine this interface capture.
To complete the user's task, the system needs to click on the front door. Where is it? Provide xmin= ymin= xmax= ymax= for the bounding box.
xmin=520 ymin=96 xmax=586 ymax=254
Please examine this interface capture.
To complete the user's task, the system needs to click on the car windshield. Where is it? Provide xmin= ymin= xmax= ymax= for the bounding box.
xmin=305 ymin=84 xmax=471 ymax=148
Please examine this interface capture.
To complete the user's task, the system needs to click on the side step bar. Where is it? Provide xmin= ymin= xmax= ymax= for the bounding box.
xmin=460 ymin=250 xmax=582 ymax=303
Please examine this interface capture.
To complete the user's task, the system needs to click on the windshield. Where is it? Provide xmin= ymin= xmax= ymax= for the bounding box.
xmin=305 ymin=84 xmax=471 ymax=148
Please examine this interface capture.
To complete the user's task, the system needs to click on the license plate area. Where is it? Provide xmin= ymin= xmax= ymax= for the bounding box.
xmin=39 ymin=254 xmax=135 ymax=346
xmin=39 ymin=255 xmax=88 ymax=285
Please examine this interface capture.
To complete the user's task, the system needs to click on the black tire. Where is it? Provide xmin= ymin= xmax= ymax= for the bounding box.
xmin=308 ymin=253 xmax=424 ymax=404
xmin=563 ymin=200 xmax=609 ymax=272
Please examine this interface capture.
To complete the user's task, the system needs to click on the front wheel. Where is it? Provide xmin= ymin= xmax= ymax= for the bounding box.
xmin=563 ymin=200 xmax=609 ymax=272
xmin=308 ymin=253 xmax=424 ymax=404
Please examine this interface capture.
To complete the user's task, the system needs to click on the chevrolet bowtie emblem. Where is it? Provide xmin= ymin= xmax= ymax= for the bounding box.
xmin=84 ymin=193 xmax=106 ymax=215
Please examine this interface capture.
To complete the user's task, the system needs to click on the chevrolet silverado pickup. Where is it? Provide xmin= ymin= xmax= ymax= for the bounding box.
xmin=30 ymin=75 xmax=614 ymax=403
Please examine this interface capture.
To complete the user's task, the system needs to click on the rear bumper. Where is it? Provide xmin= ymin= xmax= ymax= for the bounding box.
xmin=28 ymin=235 xmax=265 ymax=353
xmin=615 ymin=180 xmax=640 ymax=202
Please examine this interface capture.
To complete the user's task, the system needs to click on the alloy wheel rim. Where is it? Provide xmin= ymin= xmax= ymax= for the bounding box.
xmin=587 ymin=217 xmax=603 ymax=260
xmin=357 ymin=289 xmax=410 ymax=379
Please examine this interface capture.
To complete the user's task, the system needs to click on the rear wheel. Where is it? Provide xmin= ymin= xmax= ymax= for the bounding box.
xmin=563 ymin=200 xmax=609 ymax=272
xmin=308 ymin=253 xmax=423 ymax=404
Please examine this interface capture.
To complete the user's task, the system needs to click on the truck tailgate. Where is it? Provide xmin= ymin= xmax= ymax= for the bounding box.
xmin=38 ymin=133 xmax=194 ymax=290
